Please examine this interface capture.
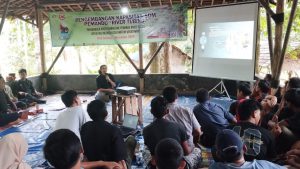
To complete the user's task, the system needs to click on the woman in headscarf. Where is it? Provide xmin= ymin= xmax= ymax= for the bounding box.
xmin=0 ymin=133 xmax=31 ymax=169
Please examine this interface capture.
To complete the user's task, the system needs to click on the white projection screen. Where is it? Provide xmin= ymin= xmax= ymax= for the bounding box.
xmin=192 ymin=3 xmax=259 ymax=81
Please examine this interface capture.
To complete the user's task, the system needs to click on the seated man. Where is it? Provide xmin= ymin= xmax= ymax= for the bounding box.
xmin=54 ymin=90 xmax=89 ymax=141
xmin=251 ymin=80 xmax=270 ymax=103
xmin=272 ymin=89 xmax=300 ymax=154
xmin=155 ymin=138 xmax=187 ymax=169
xmin=229 ymin=82 xmax=251 ymax=117
xmin=193 ymin=88 xmax=237 ymax=147
xmin=162 ymin=86 xmax=202 ymax=148
xmin=95 ymin=65 xmax=116 ymax=102
xmin=16 ymin=68 xmax=46 ymax=104
xmin=209 ymin=129 xmax=285 ymax=169
xmin=227 ymin=99 xmax=276 ymax=161
xmin=143 ymin=96 xmax=191 ymax=168
xmin=80 ymin=100 xmax=130 ymax=168
xmin=0 ymin=75 xmax=18 ymax=114
xmin=44 ymin=129 xmax=122 ymax=169
xmin=162 ymin=86 xmax=202 ymax=168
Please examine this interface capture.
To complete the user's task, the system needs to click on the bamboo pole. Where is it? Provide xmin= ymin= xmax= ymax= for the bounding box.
xmin=266 ymin=8 xmax=274 ymax=73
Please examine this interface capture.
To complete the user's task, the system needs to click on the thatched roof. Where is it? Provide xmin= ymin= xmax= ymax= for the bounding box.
xmin=0 ymin=0 xmax=256 ymax=24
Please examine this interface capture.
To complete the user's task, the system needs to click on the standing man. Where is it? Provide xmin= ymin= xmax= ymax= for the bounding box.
xmin=95 ymin=65 xmax=116 ymax=102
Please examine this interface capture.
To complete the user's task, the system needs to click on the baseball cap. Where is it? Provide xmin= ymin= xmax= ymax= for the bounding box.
xmin=216 ymin=129 xmax=243 ymax=158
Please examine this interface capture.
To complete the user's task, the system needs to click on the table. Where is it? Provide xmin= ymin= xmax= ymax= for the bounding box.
xmin=111 ymin=93 xmax=143 ymax=124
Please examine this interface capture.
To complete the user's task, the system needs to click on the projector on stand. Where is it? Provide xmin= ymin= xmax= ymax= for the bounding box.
xmin=116 ymin=86 xmax=137 ymax=95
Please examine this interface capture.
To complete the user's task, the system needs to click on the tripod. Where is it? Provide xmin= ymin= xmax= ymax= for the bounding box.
xmin=209 ymin=79 xmax=231 ymax=99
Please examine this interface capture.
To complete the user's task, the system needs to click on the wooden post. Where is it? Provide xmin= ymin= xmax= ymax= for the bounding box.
xmin=272 ymin=0 xmax=284 ymax=78
xmin=266 ymin=10 xmax=274 ymax=73
xmin=275 ymin=0 xmax=298 ymax=80
xmin=139 ymin=43 xmax=144 ymax=93
xmin=37 ymin=7 xmax=47 ymax=90
xmin=0 ymin=0 xmax=10 ymax=35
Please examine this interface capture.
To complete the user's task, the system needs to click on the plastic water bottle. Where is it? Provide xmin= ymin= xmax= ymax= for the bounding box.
xmin=135 ymin=136 xmax=145 ymax=167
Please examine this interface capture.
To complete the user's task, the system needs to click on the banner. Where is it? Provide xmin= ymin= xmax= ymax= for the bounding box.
xmin=48 ymin=5 xmax=187 ymax=47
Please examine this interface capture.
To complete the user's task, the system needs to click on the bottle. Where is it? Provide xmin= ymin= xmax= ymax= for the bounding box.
xmin=135 ymin=136 xmax=145 ymax=167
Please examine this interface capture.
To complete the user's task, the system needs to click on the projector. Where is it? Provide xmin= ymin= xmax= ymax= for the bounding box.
xmin=116 ymin=86 xmax=137 ymax=95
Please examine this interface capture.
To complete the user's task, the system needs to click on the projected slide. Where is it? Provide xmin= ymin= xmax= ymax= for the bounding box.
xmin=199 ymin=21 xmax=254 ymax=60
xmin=192 ymin=3 xmax=258 ymax=81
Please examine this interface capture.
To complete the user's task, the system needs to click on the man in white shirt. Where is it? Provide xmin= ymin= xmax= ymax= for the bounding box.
xmin=162 ymin=86 xmax=202 ymax=168
xmin=54 ymin=90 xmax=89 ymax=141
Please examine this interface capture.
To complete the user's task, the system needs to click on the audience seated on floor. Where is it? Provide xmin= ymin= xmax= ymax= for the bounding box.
xmin=0 ymin=133 xmax=31 ymax=169
xmin=80 ymin=100 xmax=131 ymax=169
xmin=251 ymin=80 xmax=270 ymax=103
xmin=271 ymin=88 xmax=300 ymax=154
xmin=162 ymin=86 xmax=202 ymax=163
xmin=229 ymin=82 xmax=251 ymax=118
xmin=227 ymin=99 xmax=276 ymax=161
xmin=193 ymin=88 xmax=237 ymax=147
xmin=0 ymin=75 xmax=28 ymax=127
xmin=15 ymin=68 xmax=46 ymax=105
xmin=209 ymin=129 xmax=285 ymax=169
xmin=155 ymin=138 xmax=187 ymax=169
xmin=0 ymin=75 xmax=18 ymax=114
xmin=143 ymin=96 xmax=194 ymax=168
xmin=44 ymin=129 xmax=122 ymax=169
xmin=54 ymin=90 xmax=89 ymax=141
xmin=286 ymin=141 xmax=300 ymax=168
xmin=260 ymin=95 xmax=278 ymax=129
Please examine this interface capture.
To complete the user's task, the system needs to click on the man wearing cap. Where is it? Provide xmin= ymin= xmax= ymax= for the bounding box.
xmin=227 ymin=99 xmax=276 ymax=161
xmin=209 ymin=129 xmax=285 ymax=169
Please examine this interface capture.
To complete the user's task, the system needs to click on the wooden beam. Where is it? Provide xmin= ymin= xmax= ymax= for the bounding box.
xmin=107 ymin=2 xmax=114 ymax=10
xmin=58 ymin=6 xmax=66 ymax=12
xmin=41 ymin=0 xmax=130 ymax=6
xmin=43 ymin=19 xmax=49 ymax=25
xmin=144 ymin=42 xmax=165 ymax=72
xmin=96 ymin=3 xmax=103 ymax=10
xmin=67 ymin=5 xmax=75 ymax=12
xmin=257 ymin=0 xmax=276 ymax=16
xmin=127 ymin=1 xmax=132 ymax=8
xmin=77 ymin=4 xmax=83 ymax=10
xmin=275 ymin=0 xmax=298 ymax=79
xmin=15 ymin=15 xmax=37 ymax=26
xmin=87 ymin=4 xmax=93 ymax=11
xmin=117 ymin=44 xmax=139 ymax=71
xmin=0 ymin=0 xmax=10 ymax=35
xmin=148 ymin=0 xmax=152 ymax=7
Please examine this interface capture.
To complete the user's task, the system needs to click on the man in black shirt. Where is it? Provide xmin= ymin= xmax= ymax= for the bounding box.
xmin=0 ymin=75 xmax=29 ymax=127
xmin=80 ymin=100 xmax=128 ymax=169
xmin=95 ymin=65 xmax=116 ymax=102
xmin=143 ymin=96 xmax=191 ymax=167
xmin=16 ymin=69 xmax=46 ymax=104
xmin=227 ymin=99 xmax=276 ymax=161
